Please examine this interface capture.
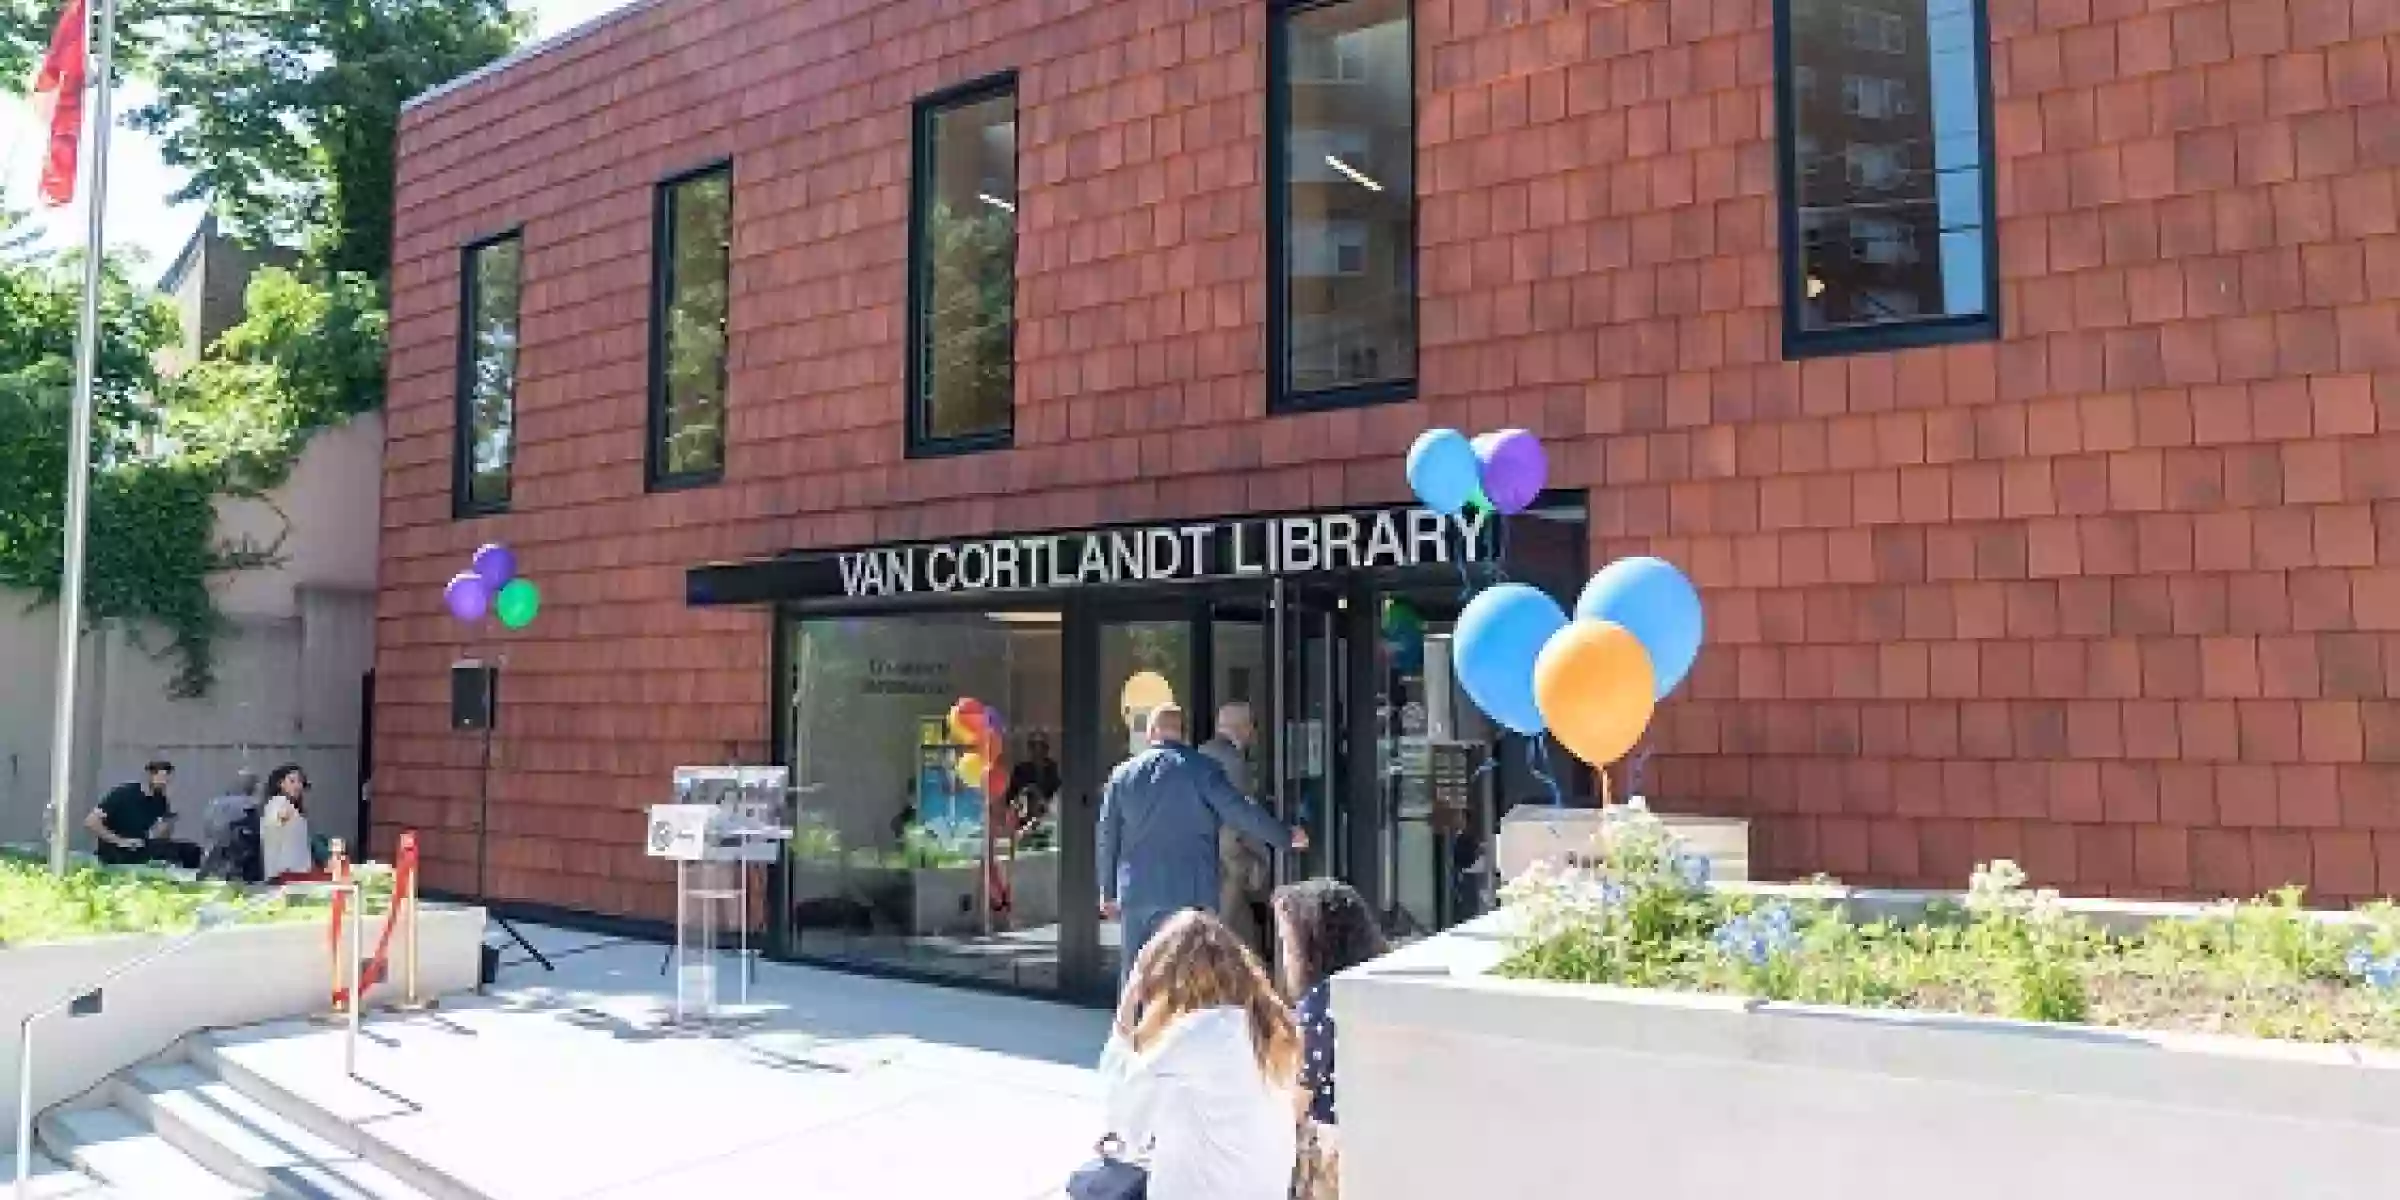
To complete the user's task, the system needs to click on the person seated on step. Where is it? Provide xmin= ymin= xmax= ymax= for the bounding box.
xmin=259 ymin=763 xmax=327 ymax=884
xmin=87 ymin=760 xmax=203 ymax=870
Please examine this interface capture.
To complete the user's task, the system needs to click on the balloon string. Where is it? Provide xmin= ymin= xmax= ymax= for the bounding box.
xmin=1490 ymin=514 xmax=1511 ymax=584
xmin=1528 ymin=735 xmax=1562 ymax=807
xmin=1452 ymin=526 xmax=1476 ymax=600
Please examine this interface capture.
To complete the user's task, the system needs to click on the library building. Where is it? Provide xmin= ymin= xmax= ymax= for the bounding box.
xmin=375 ymin=0 xmax=2400 ymax=1000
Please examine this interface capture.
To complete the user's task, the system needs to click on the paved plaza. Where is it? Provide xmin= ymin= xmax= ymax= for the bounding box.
xmin=204 ymin=924 xmax=1112 ymax=1199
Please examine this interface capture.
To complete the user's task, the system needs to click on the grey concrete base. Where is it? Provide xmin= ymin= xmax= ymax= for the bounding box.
xmin=2 ymin=904 xmax=487 ymax=1135
xmin=1338 ymin=906 xmax=2400 ymax=1199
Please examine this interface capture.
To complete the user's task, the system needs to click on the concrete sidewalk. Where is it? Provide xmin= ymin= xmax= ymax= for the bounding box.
xmin=200 ymin=923 xmax=1112 ymax=1199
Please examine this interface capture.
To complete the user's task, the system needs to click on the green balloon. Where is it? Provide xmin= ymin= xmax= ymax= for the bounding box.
xmin=495 ymin=578 xmax=541 ymax=629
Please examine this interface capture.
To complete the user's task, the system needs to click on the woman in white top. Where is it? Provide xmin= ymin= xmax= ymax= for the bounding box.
xmin=1100 ymin=909 xmax=1300 ymax=1199
xmin=259 ymin=764 xmax=318 ymax=883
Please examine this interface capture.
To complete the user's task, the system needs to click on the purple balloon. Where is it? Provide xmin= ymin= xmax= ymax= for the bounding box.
xmin=471 ymin=543 xmax=517 ymax=588
xmin=444 ymin=572 xmax=491 ymax=622
xmin=1472 ymin=429 xmax=1547 ymax=514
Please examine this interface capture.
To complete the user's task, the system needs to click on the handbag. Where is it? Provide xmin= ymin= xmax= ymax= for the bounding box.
xmin=1067 ymin=1134 xmax=1149 ymax=1200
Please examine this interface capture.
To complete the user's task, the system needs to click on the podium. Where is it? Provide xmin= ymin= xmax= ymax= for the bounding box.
xmin=648 ymin=768 xmax=790 ymax=1026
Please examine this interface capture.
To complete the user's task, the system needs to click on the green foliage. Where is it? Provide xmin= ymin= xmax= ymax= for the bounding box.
xmin=167 ymin=266 xmax=387 ymax=491
xmin=920 ymin=198 xmax=1015 ymax=438
xmin=0 ymin=0 xmax=531 ymax=283
xmin=1497 ymin=814 xmax=2400 ymax=1048
xmin=0 ymin=849 xmax=392 ymax=945
xmin=0 ymin=254 xmax=249 ymax=695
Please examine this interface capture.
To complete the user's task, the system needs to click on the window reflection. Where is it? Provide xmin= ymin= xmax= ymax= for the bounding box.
xmin=912 ymin=82 xmax=1018 ymax=448
xmin=1785 ymin=0 xmax=1991 ymax=339
xmin=655 ymin=168 xmax=731 ymax=482
xmin=459 ymin=236 xmax=519 ymax=512
xmin=1277 ymin=0 xmax=1415 ymax=402
xmin=784 ymin=611 xmax=1063 ymax=990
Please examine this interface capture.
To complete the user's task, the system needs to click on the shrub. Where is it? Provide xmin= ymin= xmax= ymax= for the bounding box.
xmin=1496 ymin=810 xmax=2400 ymax=1048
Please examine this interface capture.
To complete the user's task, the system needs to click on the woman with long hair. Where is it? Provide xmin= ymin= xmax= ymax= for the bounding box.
xmin=1270 ymin=879 xmax=1387 ymax=1127
xmin=1272 ymin=879 xmax=1387 ymax=1200
xmin=1097 ymin=908 xmax=1300 ymax=1199
xmin=259 ymin=763 xmax=320 ymax=884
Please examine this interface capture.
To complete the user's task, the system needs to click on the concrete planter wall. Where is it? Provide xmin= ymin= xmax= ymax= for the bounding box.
xmin=0 ymin=904 xmax=486 ymax=1134
xmin=1337 ymin=894 xmax=2400 ymax=1200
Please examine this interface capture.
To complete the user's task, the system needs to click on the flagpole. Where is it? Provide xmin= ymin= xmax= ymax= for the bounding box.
xmin=46 ymin=0 xmax=114 ymax=874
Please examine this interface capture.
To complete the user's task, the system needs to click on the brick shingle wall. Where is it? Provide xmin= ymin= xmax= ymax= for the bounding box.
xmin=380 ymin=0 xmax=2400 ymax=921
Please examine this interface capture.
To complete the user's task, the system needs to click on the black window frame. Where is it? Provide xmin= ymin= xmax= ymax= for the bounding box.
xmin=1772 ymin=0 xmax=2002 ymax=359
xmin=452 ymin=228 xmax=524 ymax=519
xmin=905 ymin=71 xmax=1021 ymax=460
xmin=1266 ymin=0 xmax=1420 ymax=415
xmin=646 ymin=158 xmax=736 ymax=491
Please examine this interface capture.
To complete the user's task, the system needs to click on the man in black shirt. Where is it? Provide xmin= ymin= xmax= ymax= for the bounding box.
xmin=85 ymin=760 xmax=202 ymax=869
xmin=1004 ymin=734 xmax=1062 ymax=830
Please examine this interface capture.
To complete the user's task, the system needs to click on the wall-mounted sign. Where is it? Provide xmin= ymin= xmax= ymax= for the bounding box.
xmin=835 ymin=507 xmax=1490 ymax=599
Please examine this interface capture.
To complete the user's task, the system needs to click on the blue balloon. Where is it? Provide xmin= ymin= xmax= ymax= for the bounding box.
xmin=1406 ymin=428 xmax=1482 ymax=516
xmin=1453 ymin=584 xmax=1569 ymax=735
xmin=1576 ymin=557 xmax=1704 ymax=699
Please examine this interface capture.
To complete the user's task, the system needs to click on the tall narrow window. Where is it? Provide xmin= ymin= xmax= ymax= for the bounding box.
xmin=650 ymin=163 xmax=732 ymax=487
xmin=1777 ymin=0 xmax=1998 ymax=356
xmin=908 ymin=76 xmax=1018 ymax=455
xmin=455 ymin=234 xmax=520 ymax=516
xmin=1271 ymin=0 xmax=1415 ymax=412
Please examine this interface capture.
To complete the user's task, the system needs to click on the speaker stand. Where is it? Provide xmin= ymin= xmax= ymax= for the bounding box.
xmin=475 ymin=716 xmax=554 ymax=974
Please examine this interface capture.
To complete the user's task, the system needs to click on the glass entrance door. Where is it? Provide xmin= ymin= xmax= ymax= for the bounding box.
xmin=1268 ymin=581 xmax=1346 ymax=885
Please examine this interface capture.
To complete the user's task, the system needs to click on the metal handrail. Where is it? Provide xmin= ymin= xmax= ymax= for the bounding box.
xmin=13 ymin=881 xmax=366 ymax=1198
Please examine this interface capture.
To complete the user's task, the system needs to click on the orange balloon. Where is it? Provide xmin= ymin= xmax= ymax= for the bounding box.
xmin=1533 ymin=619 xmax=1658 ymax=768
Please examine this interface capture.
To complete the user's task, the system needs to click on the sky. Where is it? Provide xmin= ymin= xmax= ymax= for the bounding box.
xmin=0 ymin=0 xmax=637 ymax=278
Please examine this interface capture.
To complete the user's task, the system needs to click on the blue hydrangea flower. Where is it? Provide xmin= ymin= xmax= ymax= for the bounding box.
xmin=1714 ymin=904 xmax=1800 ymax=967
xmin=1673 ymin=852 xmax=1712 ymax=890
xmin=2350 ymin=945 xmax=2400 ymax=991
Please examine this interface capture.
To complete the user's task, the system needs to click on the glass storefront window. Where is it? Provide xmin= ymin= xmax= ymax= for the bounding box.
xmin=783 ymin=610 xmax=1064 ymax=990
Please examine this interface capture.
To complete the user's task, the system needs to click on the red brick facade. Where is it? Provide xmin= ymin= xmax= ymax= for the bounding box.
xmin=381 ymin=0 xmax=2400 ymax=921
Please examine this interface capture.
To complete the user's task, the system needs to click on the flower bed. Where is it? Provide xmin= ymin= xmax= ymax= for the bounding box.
xmin=1497 ymin=810 xmax=2400 ymax=1047
xmin=0 ymin=849 xmax=392 ymax=947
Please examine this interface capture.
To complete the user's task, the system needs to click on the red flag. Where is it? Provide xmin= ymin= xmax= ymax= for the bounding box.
xmin=30 ymin=0 xmax=87 ymax=209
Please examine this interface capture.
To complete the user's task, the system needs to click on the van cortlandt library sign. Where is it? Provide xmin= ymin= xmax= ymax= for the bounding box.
xmin=837 ymin=506 xmax=1492 ymax=598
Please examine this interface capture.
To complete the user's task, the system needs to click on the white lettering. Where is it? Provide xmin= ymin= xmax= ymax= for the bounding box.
xmin=1281 ymin=518 xmax=1321 ymax=574
xmin=923 ymin=546 xmax=957 ymax=592
xmin=1232 ymin=522 xmax=1266 ymax=574
xmin=1322 ymin=514 xmax=1361 ymax=570
xmin=956 ymin=542 xmax=992 ymax=590
xmin=1046 ymin=537 xmax=1072 ymax=587
xmin=1455 ymin=507 xmax=1492 ymax=562
xmin=1181 ymin=524 xmax=1214 ymax=574
xmin=1409 ymin=510 xmax=1448 ymax=564
xmin=1111 ymin=532 xmax=1146 ymax=581
xmin=1078 ymin=536 xmax=1110 ymax=583
xmin=1147 ymin=528 xmax=1183 ymax=578
xmin=838 ymin=553 xmax=880 ymax=596
xmin=1364 ymin=512 xmax=1406 ymax=567
xmin=990 ymin=539 xmax=1021 ymax=590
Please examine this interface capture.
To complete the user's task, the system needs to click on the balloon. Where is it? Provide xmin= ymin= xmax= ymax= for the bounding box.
xmin=1472 ymin=429 xmax=1547 ymax=514
xmin=1406 ymin=429 xmax=1483 ymax=516
xmin=1576 ymin=557 xmax=1704 ymax=699
xmin=955 ymin=752 xmax=988 ymax=786
xmin=1452 ymin=583 xmax=1569 ymax=735
xmin=471 ymin=543 xmax=518 ymax=588
xmin=444 ymin=572 xmax=490 ymax=622
xmin=494 ymin=578 xmax=541 ymax=629
xmin=985 ymin=762 xmax=1008 ymax=801
xmin=1534 ymin=620 xmax=1658 ymax=767
xmin=949 ymin=699 xmax=988 ymax=745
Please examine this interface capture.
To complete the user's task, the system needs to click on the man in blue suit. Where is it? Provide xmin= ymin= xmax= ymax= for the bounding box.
xmin=1098 ymin=703 xmax=1306 ymax=991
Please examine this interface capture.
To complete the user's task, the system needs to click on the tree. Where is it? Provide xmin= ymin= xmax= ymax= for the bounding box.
xmin=3 ymin=0 xmax=524 ymax=282
xmin=166 ymin=265 xmax=387 ymax=491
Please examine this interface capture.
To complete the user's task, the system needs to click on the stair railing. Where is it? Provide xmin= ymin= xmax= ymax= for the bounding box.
xmin=13 ymin=880 xmax=363 ymax=1198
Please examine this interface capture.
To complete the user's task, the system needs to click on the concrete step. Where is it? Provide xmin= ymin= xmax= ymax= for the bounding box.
xmin=187 ymin=1037 xmax=490 ymax=1200
xmin=0 ymin=1148 xmax=124 ymax=1197
xmin=38 ymin=1105 xmax=259 ymax=1199
xmin=119 ymin=1061 xmax=438 ymax=1200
